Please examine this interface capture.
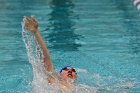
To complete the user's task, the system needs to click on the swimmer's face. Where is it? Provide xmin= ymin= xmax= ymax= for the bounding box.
xmin=60 ymin=67 xmax=77 ymax=80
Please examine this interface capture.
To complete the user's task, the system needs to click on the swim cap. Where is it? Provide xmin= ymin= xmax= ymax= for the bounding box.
xmin=59 ymin=66 xmax=72 ymax=73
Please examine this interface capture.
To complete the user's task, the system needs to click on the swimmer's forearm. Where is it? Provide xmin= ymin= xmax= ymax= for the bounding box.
xmin=34 ymin=29 xmax=53 ymax=72
xmin=23 ymin=16 xmax=53 ymax=72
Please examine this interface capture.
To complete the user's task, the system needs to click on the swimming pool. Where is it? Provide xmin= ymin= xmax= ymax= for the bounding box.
xmin=0 ymin=0 xmax=140 ymax=93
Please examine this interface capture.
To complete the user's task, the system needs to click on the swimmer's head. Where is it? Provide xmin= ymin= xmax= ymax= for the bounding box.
xmin=60 ymin=66 xmax=77 ymax=80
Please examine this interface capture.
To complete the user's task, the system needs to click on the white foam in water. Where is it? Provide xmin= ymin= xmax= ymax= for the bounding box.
xmin=92 ymin=73 xmax=138 ymax=92
xmin=75 ymin=68 xmax=88 ymax=73
xmin=22 ymin=21 xmax=61 ymax=93
xmin=21 ymin=20 xmax=97 ymax=93
xmin=21 ymin=19 xmax=137 ymax=93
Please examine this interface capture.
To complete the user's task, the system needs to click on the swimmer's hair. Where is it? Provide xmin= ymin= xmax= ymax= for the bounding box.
xmin=59 ymin=66 xmax=73 ymax=73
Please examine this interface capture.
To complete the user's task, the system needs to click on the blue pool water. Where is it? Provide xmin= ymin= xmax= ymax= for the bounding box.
xmin=0 ymin=0 xmax=140 ymax=93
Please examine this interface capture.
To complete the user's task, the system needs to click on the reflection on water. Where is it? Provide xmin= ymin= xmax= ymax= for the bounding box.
xmin=46 ymin=0 xmax=82 ymax=51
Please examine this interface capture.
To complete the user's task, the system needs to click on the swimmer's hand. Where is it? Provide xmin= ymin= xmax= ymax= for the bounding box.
xmin=23 ymin=16 xmax=38 ymax=33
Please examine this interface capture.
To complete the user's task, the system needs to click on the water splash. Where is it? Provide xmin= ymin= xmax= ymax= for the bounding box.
xmin=21 ymin=20 xmax=98 ymax=93
xmin=21 ymin=20 xmax=137 ymax=93
xmin=22 ymin=20 xmax=61 ymax=93
xmin=92 ymin=73 xmax=138 ymax=93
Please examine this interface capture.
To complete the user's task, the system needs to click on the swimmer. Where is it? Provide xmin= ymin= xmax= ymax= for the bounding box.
xmin=23 ymin=16 xmax=77 ymax=92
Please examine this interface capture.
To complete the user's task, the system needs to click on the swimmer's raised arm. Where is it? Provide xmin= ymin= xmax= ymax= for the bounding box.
xmin=23 ymin=16 xmax=54 ymax=72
